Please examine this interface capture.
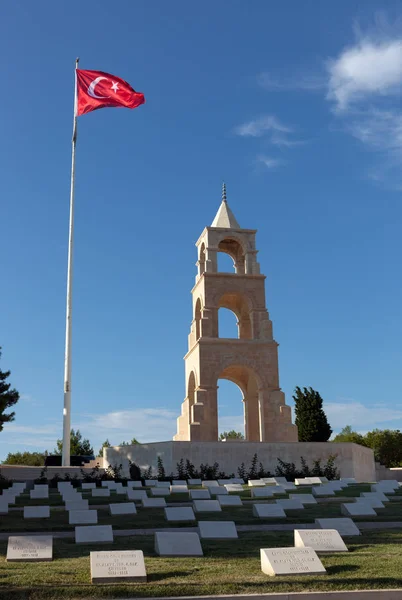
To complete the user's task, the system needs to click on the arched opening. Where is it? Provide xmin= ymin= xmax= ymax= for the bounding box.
xmin=194 ymin=298 xmax=202 ymax=340
xmin=199 ymin=243 xmax=206 ymax=276
xmin=218 ymin=307 xmax=239 ymax=338
xmin=187 ymin=372 xmax=196 ymax=410
xmin=219 ymin=365 xmax=262 ymax=442
xmin=217 ymin=251 xmax=236 ymax=273
xmin=217 ymin=379 xmax=245 ymax=441
xmin=218 ymin=237 xmax=245 ymax=274
xmin=218 ymin=291 xmax=253 ymax=339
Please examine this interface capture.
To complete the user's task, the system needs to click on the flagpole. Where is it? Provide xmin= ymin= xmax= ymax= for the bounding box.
xmin=62 ymin=57 xmax=79 ymax=467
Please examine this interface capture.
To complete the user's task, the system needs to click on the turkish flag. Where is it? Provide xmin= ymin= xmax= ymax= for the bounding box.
xmin=76 ymin=69 xmax=145 ymax=116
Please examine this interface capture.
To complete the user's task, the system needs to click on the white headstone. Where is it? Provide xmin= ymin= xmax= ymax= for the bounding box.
xmin=24 ymin=506 xmax=50 ymax=519
xmin=155 ymin=532 xmax=203 ymax=556
xmin=260 ymin=547 xmax=326 ymax=576
xmin=30 ymin=489 xmax=48 ymax=499
xmin=82 ymin=483 xmax=96 ymax=490
xmin=248 ymin=480 xmax=265 ymax=487
xmin=145 ymin=480 xmax=156 ymax=487
xmin=92 ymin=489 xmax=110 ymax=497
xmin=218 ymin=495 xmax=243 ymax=507
xmin=361 ymin=491 xmax=389 ymax=502
xmin=142 ymin=497 xmax=166 ymax=508
xmin=127 ymin=481 xmax=143 ymax=488
xmin=378 ymin=479 xmax=399 ymax=489
xmin=58 ymin=482 xmax=72 ymax=492
xmin=151 ymin=488 xmax=170 ymax=497
xmin=65 ymin=500 xmax=89 ymax=511
xmin=62 ymin=490 xmax=81 ymax=500
xmin=164 ymin=507 xmax=196 ymax=522
xmin=224 ymin=484 xmax=244 ymax=492
xmin=340 ymin=478 xmax=357 ymax=484
xmin=271 ymin=486 xmax=286 ymax=496
xmin=170 ymin=485 xmax=188 ymax=494
xmin=232 ymin=478 xmax=245 ymax=484
xmin=341 ymin=502 xmax=376 ymax=517
xmin=253 ymin=504 xmax=286 ymax=518
xmin=356 ymin=497 xmax=384 ymax=509
xmin=190 ymin=489 xmax=211 ymax=500
xmin=7 ymin=535 xmax=52 ymax=562
xmin=34 ymin=484 xmax=49 ymax=491
xmin=0 ymin=500 xmax=9 ymax=514
xmin=289 ymin=494 xmax=317 ymax=505
xmin=109 ymin=502 xmax=137 ymax=515
xmin=202 ymin=480 xmax=219 ymax=488
xmin=75 ymin=525 xmax=113 ymax=544
xmin=102 ymin=481 xmax=117 ymax=488
xmin=209 ymin=487 xmax=228 ymax=496
xmin=372 ymin=483 xmax=395 ymax=494
xmin=188 ymin=478 xmax=202 ymax=485
xmin=312 ymin=486 xmax=335 ymax=497
xmin=198 ymin=521 xmax=238 ymax=539
xmin=127 ymin=490 xmax=148 ymax=502
xmin=155 ymin=481 xmax=170 ymax=488
xmin=294 ymin=529 xmax=348 ymax=552
xmin=69 ymin=510 xmax=98 ymax=525
xmin=90 ymin=550 xmax=146 ymax=583
xmin=193 ymin=500 xmax=221 ymax=513
xmin=315 ymin=518 xmax=361 ymax=536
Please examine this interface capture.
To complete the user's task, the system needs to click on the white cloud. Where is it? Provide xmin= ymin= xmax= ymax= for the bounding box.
xmin=327 ymin=39 xmax=402 ymax=111
xmin=326 ymin=400 xmax=402 ymax=430
xmin=257 ymin=155 xmax=284 ymax=170
xmin=234 ymin=115 xmax=291 ymax=138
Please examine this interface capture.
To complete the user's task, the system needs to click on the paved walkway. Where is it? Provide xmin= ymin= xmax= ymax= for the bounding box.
xmin=0 ymin=520 xmax=401 ymax=541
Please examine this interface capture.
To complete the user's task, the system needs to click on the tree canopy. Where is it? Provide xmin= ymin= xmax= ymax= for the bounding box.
xmin=3 ymin=451 xmax=47 ymax=466
xmin=333 ymin=425 xmax=402 ymax=468
xmin=219 ymin=430 xmax=245 ymax=440
xmin=0 ymin=347 xmax=20 ymax=432
xmin=54 ymin=429 xmax=94 ymax=456
xmin=333 ymin=425 xmax=367 ymax=446
xmin=293 ymin=386 xmax=332 ymax=442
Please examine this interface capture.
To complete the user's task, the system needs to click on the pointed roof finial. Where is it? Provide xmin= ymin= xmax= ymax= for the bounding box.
xmin=222 ymin=181 xmax=227 ymax=203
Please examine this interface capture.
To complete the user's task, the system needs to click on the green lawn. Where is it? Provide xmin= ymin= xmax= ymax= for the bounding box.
xmin=1 ymin=530 xmax=402 ymax=600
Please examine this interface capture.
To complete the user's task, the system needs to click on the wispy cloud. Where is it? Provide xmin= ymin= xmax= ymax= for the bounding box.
xmin=258 ymin=72 xmax=325 ymax=92
xmin=234 ymin=115 xmax=290 ymax=138
xmin=326 ymin=400 xmax=402 ymax=430
xmin=257 ymin=155 xmax=285 ymax=170
xmin=327 ymin=39 xmax=402 ymax=111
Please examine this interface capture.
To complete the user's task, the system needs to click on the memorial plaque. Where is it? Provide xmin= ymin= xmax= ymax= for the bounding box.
xmin=92 ymin=489 xmax=110 ymax=497
xmin=260 ymin=547 xmax=326 ymax=576
xmin=127 ymin=490 xmax=148 ymax=502
xmin=174 ymin=480 xmax=187 ymax=485
xmin=248 ymin=480 xmax=266 ymax=487
xmin=30 ymin=489 xmax=48 ymax=499
xmin=170 ymin=485 xmax=188 ymax=494
xmin=361 ymin=491 xmax=389 ymax=502
xmin=225 ymin=484 xmax=244 ymax=492
xmin=357 ymin=497 xmax=384 ymax=509
xmin=24 ymin=506 xmax=50 ymax=519
xmin=341 ymin=502 xmax=376 ymax=517
xmin=75 ymin=525 xmax=113 ymax=544
xmin=312 ymin=486 xmax=335 ymax=497
xmin=188 ymin=478 xmax=202 ymax=485
xmin=372 ymin=483 xmax=395 ymax=494
xmin=193 ymin=500 xmax=221 ymax=512
xmin=142 ymin=497 xmax=166 ymax=508
xmin=164 ymin=507 xmax=196 ymax=522
xmin=69 ymin=510 xmax=98 ymax=525
xmin=151 ymin=488 xmax=170 ymax=497
xmin=7 ymin=535 xmax=52 ymax=562
xmin=253 ymin=504 xmax=286 ymax=518
xmin=155 ymin=531 xmax=203 ymax=556
xmin=198 ymin=521 xmax=238 ymax=539
xmin=289 ymin=494 xmax=317 ymax=505
xmin=315 ymin=518 xmax=361 ymax=536
xmin=190 ymin=489 xmax=211 ymax=500
xmin=155 ymin=481 xmax=170 ymax=488
xmin=202 ymin=480 xmax=219 ymax=488
xmin=82 ymin=483 xmax=96 ymax=490
xmin=90 ymin=550 xmax=147 ymax=583
xmin=109 ymin=502 xmax=137 ymax=515
xmin=209 ymin=487 xmax=228 ymax=496
xmin=127 ymin=481 xmax=143 ymax=488
xmin=218 ymin=495 xmax=243 ymax=507
xmin=144 ymin=480 xmax=156 ymax=487
xmin=294 ymin=529 xmax=348 ymax=552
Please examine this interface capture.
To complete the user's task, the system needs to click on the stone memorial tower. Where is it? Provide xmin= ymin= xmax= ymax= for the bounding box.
xmin=174 ymin=185 xmax=298 ymax=443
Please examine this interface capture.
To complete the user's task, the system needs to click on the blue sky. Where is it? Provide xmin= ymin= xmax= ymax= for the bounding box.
xmin=1 ymin=2 xmax=401 ymax=460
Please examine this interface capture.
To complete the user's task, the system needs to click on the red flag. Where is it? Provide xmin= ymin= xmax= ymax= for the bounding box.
xmin=76 ymin=69 xmax=145 ymax=116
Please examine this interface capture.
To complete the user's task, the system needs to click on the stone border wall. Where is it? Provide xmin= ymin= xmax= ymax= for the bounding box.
xmin=0 ymin=465 xmax=105 ymax=482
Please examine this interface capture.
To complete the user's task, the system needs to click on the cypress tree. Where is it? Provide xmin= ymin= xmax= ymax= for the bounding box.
xmin=293 ymin=386 xmax=332 ymax=442
xmin=0 ymin=347 xmax=20 ymax=432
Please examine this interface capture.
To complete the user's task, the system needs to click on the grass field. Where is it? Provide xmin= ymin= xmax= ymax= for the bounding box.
xmin=1 ymin=530 xmax=402 ymax=600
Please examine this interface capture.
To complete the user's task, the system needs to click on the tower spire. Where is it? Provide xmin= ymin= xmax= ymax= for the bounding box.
xmin=222 ymin=181 xmax=227 ymax=203
xmin=211 ymin=182 xmax=240 ymax=228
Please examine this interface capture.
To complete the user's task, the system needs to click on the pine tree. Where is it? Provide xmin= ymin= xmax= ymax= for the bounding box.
xmin=293 ymin=386 xmax=332 ymax=442
xmin=0 ymin=347 xmax=20 ymax=431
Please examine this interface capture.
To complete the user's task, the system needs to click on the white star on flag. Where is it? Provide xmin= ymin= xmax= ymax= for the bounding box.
xmin=111 ymin=81 xmax=119 ymax=93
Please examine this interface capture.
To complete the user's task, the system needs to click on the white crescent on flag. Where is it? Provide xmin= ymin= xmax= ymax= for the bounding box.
xmin=87 ymin=76 xmax=109 ymax=99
